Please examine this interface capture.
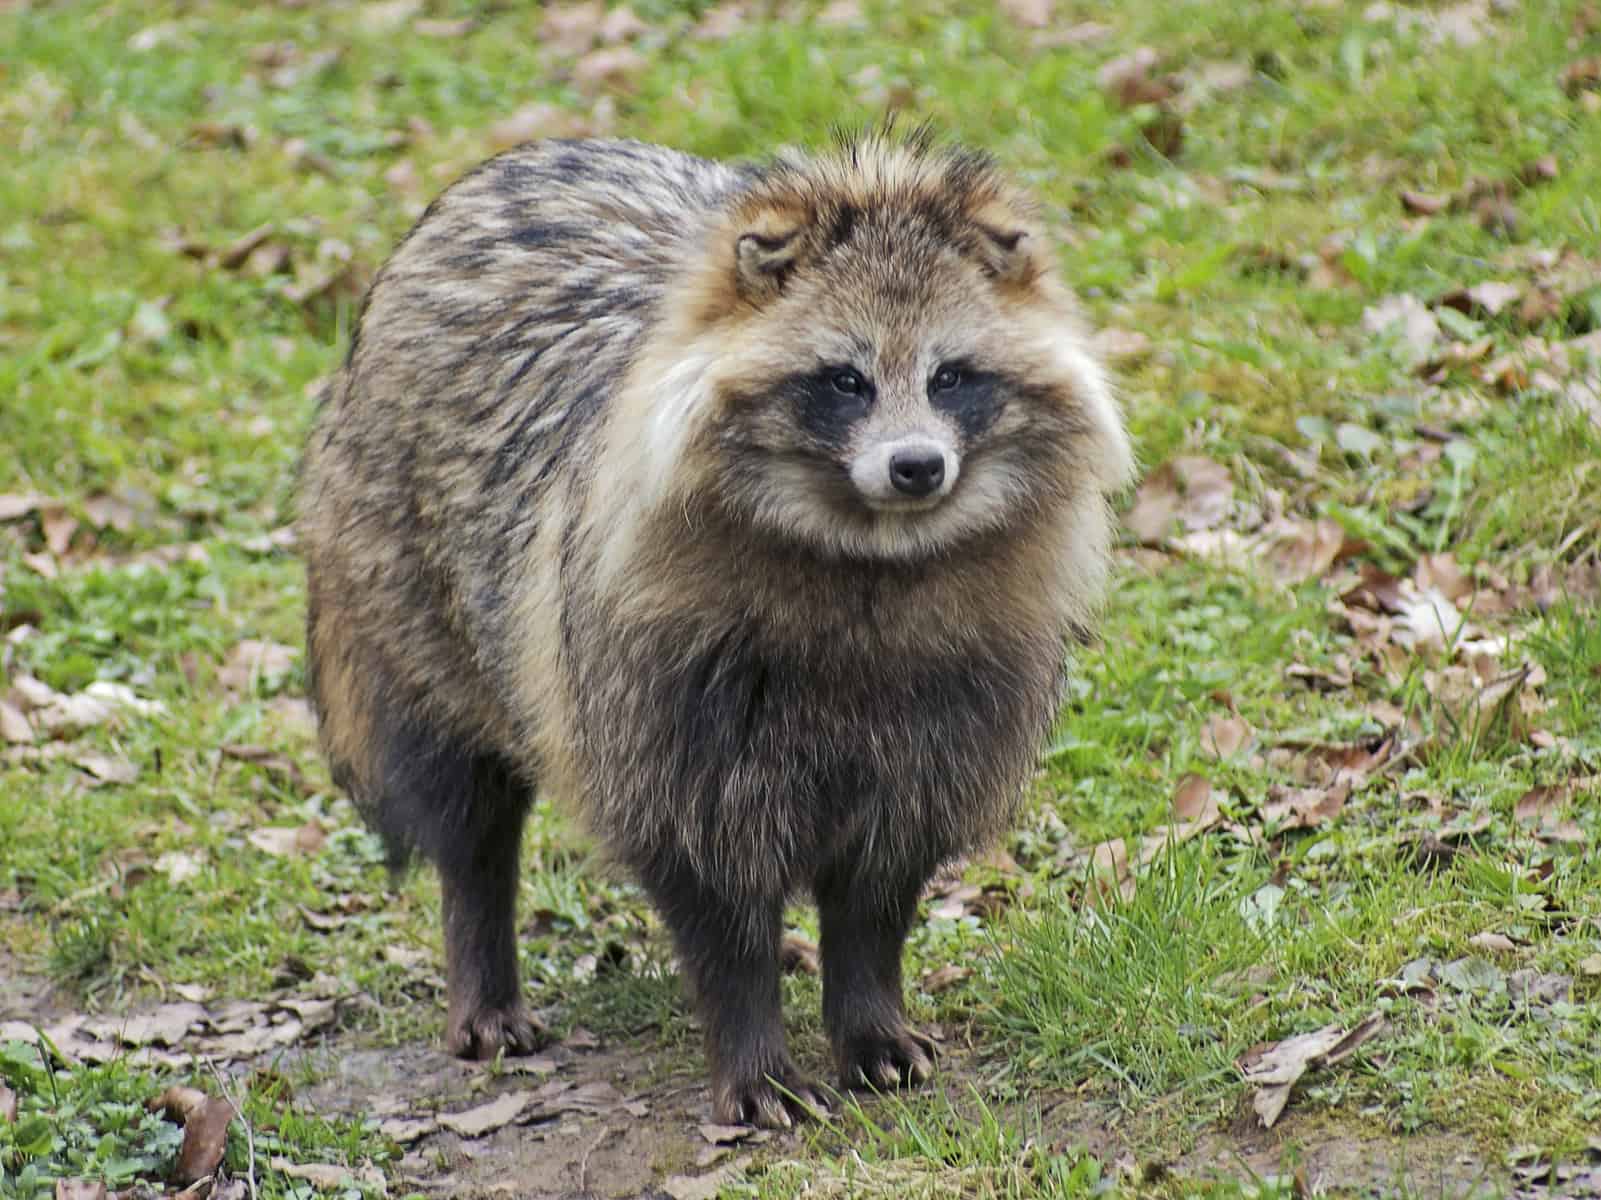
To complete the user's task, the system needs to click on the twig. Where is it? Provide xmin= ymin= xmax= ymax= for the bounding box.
xmin=205 ymin=1058 xmax=259 ymax=1200
xmin=578 ymin=1124 xmax=614 ymax=1193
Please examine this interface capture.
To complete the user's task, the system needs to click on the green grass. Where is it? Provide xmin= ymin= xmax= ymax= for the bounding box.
xmin=3 ymin=0 xmax=1600 ymax=1194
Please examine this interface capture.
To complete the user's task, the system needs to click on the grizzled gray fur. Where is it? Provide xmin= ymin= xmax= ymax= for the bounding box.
xmin=298 ymin=131 xmax=1132 ymax=1127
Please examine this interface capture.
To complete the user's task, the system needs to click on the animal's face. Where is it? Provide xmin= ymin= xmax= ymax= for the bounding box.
xmin=711 ymin=259 xmax=1028 ymax=558
xmin=616 ymin=137 xmax=1133 ymax=565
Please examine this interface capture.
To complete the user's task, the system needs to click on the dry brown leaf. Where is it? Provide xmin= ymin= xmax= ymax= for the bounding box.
xmin=1171 ymin=773 xmax=1215 ymax=823
xmin=82 ymin=493 xmax=139 ymax=532
xmin=921 ymin=964 xmax=972 ymax=994
xmin=1400 ymin=190 xmax=1448 ymax=216
xmin=0 ymin=494 xmax=43 ymax=521
xmin=52 ymin=1182 xmax=106 ymax=1200
xmin=1201 ymin=713 xmax=1251 ymax=759
xmin=1093 ymin=326 xmax=1152 ymax=364
xmin=221 ymin=743 xmax=309 ymax=792
xmin=1440 ymin=280 xmax=1523 ymax=319
xmin=1415 ymin=552 xmax=1472 ymax=603
xmin=1098 ymin=46 xmax=1177 ymax=108
xmin=488 ymin=102 xmax=575 ymax=150
xmin=247 ymin=821 xmax=326 ymax=858
xmin=1260 ymin=784 xmax=1348 ymax=831
xmin=1468 ymin=931 xmax=1518 ymax=953
xmin=1259 ymin=517 xmax=1344 ymax=584
xmin=999 ymin=0 xmax=1052 ymax=28
xmin=1425 ymin=660 xmax=1544 ymax=734
xmin=215 ymin=224 xmax=275 ymax=270
xmin=699 ymin=1122 xmax=761 ymax=1146
xmin=1513 ymin=781 xmax=1591 ymax=843
xmin=415 ymin=16 xmax=476 ymax=37
xmin=1237 ymin=1012 xmax=1385 ymax=1128
xmin=1032 ymin=20 xmax=1113 ymax=49
xmin=437 ymin=1090 xmax=535 ymax=1138
xmin=155 ymin=850 xmax=204 ymax=885
xmin=816 ymin=0 xmax=863 ymax=25
xmin=1276 ymin=738 xmax=1393 ymax=790
xmin=218 ymin=639 xmax=297 ymax=695
xmin=780 ymin=931 xmax=819 ymax=976
xmin=540 ymin=1 xmax=606 ymax=54
xmin=271 ymin=1161 xmax=383 ymax=1190
xmin=120 ymin=1003 xmax=208 ymax=1047
xmin=73 ymin=751 xmax=138 ymax=786
xmin=148 ymin=1086 xmax=237 ymax=1185
xmin=1560 ymin=57 xmax=1601 ymax=96
xmin=41 ymin=508 xmax=77 ymax=557
xmin=692 ymin=3 xmax=748 ymax=40
xmin=377 ymin=1114 xmax=437 ymax=1143
xmin=1362 ymin=293 xmax=1440 ymax=363
xmin=1125 ymin=455 xmax=1233 ymax=543
xmin=0 ymin=700 xmax=33 ymax=745
xmin=0 ymin=1081 xmax=16 ymax=1123
xmin=572 ymin=45 xmax=646 ymax=91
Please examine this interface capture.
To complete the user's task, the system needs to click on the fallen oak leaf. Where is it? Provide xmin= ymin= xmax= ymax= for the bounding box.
xmin=0 ymin=493 xmax=44 ymax=521
xmin=436 ymin=1090 xmax=535 ymax=1138
xmin=218 ymin=639 xmax=298 ymax=695
xmin=270 ymin=1160 xmax=384 ymax=1190
xmin=998 ymin=0 xmax=1052 ymax=27
xmin=148 ymin=1088 xmax=237 ymax=1185
xmin=1440 ymin=280 xmax=1523 ymax=319
xmin=221 ymin=743 xmax=308 ymax=793
xmin=0 ymin=700 xmax=32 ymax=744
xmin=920 ymin=964 xmax=972 ymax=994
xmin=72 ymin=751 xmax=138 ymax=786
xmin=1237 ymin=1012 xmax=1385 ymax=1128
xmin=1260 ymin=784 xmax=1348 ymax=831
xmin=779 ymin=931 xmax=819 ymax=976
xmin=1200 ymin=713 xmax=1251 ymax=759
xmin=1125 ymin=455 xmax=1233 ymax=543
xmin=52 ymin=1182 xmax=106 ymax=1200
xmin=1399 ymin=190 xmax=1448 ymax=216
xmin=247 ymin=821 xmax=326 ymax=858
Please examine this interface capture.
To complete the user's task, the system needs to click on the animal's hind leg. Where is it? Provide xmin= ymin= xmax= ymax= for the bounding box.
xmin=376 ymin=722 xmax=545 ymax=1059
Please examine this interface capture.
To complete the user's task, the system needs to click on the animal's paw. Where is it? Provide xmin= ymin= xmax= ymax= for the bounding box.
xmin=446 ymin=1002 xmax=548 ymax=1061
xmin=837 ymin=1024 xmax=937 ymax=1091
xmin=713 ymin=1059 xmax=831 ymax=1130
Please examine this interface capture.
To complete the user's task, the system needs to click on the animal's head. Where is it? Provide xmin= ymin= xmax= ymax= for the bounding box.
xmin=616 ymin=128 xmax=1134 ymax=563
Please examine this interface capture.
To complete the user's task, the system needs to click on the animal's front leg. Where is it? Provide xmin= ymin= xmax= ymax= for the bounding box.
xmin=815 ymin=859 xmax=936 ymax=1090
xmin=644 ymin=859 xmax=828 ymax=1127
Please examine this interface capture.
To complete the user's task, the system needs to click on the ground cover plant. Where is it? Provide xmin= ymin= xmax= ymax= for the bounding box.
xmin=2 ymin=0 xmax=1599 ymax=1195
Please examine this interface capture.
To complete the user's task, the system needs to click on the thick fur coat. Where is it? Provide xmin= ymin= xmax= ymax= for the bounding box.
xmin=298 ymin=131 xmax=1133 ymax=1127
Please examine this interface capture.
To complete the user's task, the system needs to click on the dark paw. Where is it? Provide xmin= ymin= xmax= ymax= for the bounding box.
xmin=838 ymin=1025 xmax=937 ymax=1091
xmin=445 ymin=1002 xmax=547 ymax=1060
xmin=713 ymin=1060 xmax=831 ymax=1130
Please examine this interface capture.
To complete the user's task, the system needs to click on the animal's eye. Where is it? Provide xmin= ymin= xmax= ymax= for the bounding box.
xmin=830 ymin=368 xmax=867 ymax=396
xmin=931 ymin=365 xmax=962 ymax=393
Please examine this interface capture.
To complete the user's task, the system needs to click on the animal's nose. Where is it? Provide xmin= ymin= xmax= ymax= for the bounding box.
xmin=888 ymin=449 xmax=946 ymax=497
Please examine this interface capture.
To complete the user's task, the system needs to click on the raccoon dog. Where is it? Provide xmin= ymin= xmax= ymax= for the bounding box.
xmin=299 ymin=130 xmax=1133 ymax=1127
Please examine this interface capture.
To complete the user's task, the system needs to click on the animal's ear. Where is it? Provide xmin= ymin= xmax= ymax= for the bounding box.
xmin=969 ymin=198 xmax=1041 ymax=286
xmin=973 ymin=223 xmax=1036 ymax=285
xmin=734 ymin=210 xmax=809 ymax=303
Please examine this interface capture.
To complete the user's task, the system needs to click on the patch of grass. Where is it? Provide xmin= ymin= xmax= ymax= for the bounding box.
xmin=0 ymin=1037 xmax=398 ymax=1199
xmin=995 ymin=847 xmax=1269 ymax=1106
xmin=3 ymin=0 xmax=1600 ymax=1194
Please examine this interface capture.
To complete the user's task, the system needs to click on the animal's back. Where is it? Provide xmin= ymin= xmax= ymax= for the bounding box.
xmin=300 ymin=140 xmax=745 ymax=790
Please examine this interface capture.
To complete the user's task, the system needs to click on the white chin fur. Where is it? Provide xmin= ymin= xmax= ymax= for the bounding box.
xmin=747 ymin=457 xmax=1031 ymax=562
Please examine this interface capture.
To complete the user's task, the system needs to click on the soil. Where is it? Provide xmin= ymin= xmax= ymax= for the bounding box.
xmin=0 ymin=954 xmax=1526 ymax=1199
